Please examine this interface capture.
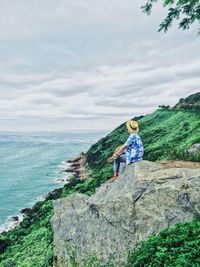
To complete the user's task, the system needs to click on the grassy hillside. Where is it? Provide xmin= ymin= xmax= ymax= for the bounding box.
xmin=0 ymin=97 xmax=200 ymax=266
xmin=0 ymin=201 xmax=53 ymax=267
xmin=86 ymin=108 xmax=200 ymax=169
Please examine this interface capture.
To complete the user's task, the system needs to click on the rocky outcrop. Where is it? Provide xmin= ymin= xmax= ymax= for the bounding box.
xmin=51 ymin=160 xmax=200 ymax=267
xmin=64 ymin=152 xmax=89 ymax=179
xmin=173 ymin=92 xmax=200 ymax=111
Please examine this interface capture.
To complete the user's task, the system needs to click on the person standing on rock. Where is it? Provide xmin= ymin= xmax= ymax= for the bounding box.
xmin=108 ymin=120 xmax=144 ymax=181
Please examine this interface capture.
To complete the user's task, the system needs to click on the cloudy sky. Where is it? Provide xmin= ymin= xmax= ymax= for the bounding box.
xmin=0 ymin=0 xmax=199 ymax=132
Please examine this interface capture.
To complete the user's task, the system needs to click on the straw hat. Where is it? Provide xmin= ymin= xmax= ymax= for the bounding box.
xmin=126 ymin=120 xmax=139 ymax=133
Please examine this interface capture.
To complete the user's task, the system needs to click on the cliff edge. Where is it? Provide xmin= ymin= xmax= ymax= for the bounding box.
xmin=51 ymin=160 xmax=200 ymax=266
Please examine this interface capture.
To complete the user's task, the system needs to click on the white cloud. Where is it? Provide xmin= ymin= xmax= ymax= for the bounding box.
xmin=0 ymin=0 xmax=199 ymax=131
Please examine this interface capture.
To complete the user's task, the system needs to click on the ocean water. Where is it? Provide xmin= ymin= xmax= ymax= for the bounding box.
xmin=0 ymin=131 xmax=106 ymax=231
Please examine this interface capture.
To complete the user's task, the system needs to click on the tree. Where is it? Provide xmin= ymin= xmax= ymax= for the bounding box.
xmin=141 ymin=0 xmax=200 ymax=34
xmin=158 ymin=104 xmax=171 ymax=109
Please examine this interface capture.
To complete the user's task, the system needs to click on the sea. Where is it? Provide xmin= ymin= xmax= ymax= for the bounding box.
xmin=0 ymin=131 xmax=107 ymax=233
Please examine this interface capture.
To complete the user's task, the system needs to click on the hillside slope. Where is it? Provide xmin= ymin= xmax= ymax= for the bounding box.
xmin=0 ymin=93 xmax=200 ymax=267
xmin=86 ymin=108 xmax=200 ymax=169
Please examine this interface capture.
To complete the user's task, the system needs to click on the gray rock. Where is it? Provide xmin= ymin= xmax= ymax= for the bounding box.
xmin=63 ymin=168 xmax=76 ymax=173
xmin=188 ymin=143 xmax=200 ymax=155
xmin=11 ymin=216 xmax=19 ymax=221
xmin=51 ymin=160 xmax=200 ymax=267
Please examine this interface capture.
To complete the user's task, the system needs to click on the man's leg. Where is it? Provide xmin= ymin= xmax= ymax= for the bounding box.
xmin=113 ymin=157 xmax=120 ymax=176
xmin=113 ymin=153 xmax=126 ymax=177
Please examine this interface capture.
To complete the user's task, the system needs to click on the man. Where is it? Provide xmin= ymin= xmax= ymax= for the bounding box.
xmin=109 ymin=120 xmax=144 ymax=181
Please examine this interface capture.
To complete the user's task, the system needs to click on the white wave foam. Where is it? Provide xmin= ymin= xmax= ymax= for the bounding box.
xmin=57 ymin=161 xmax=72 ymax=170
xmin=0 ymin=214 xmax=24 ymax=234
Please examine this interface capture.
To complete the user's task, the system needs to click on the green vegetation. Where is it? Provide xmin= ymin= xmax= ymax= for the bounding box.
xmin=0 ymin=201 xmax=53 ymax=267
xmin=142 ymin=0 xmax=200 ymax=34
xmin=140 ymin=109 xmax=200 ymax=161
xmin=127 ymin=218 xmax=200 ymax=267
xmin=0 ymin=94 xmax=200 ymax=266
xmin=174 ymin=92 xmax=200 ymax=111
xmin=86 ymin=108 xmax=200 ymax=167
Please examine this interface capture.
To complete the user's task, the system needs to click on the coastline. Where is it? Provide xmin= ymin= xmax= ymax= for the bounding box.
xmin=0 ymin=152 xmax=87 ymax=235
xmin=0 ymin=214 xmax=24 ymax=234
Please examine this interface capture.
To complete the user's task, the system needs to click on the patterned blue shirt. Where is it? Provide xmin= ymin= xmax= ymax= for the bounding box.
xmin=125 ymin=133 xmax=144 ymax=165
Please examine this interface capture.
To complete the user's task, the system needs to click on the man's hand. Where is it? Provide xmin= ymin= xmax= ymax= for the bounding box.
xmin=112 ymin=152 xmax=119 ymax=158
xmin=114 ymin=144 xmax=126 ymax=155
xmin=114 ymin=147 xmax=120 ymax=153
xmin=107 ymin=144 xmax=127 ymax=164
xmin=107 ymin=153 xmax=118 ymax=163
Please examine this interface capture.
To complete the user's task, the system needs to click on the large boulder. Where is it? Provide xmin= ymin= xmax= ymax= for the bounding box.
xmin=51 ymin=160 xmax=200 ymax=267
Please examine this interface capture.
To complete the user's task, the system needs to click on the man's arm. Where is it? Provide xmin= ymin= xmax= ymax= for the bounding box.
xmin=113 ymin=144 xmax=127 ymax=156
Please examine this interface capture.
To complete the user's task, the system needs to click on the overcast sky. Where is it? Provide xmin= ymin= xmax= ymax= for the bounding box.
xmin=0 ymin=0 xmax=199 ymax=132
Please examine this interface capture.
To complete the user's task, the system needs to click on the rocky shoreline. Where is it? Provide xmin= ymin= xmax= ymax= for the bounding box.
xmin=64 ymin=152 xmax=89 ymax=180
xmin=0 ymin=152 xmax=88 ymax=234
xmin=0 ymin=214 xmax=24 ymax=234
